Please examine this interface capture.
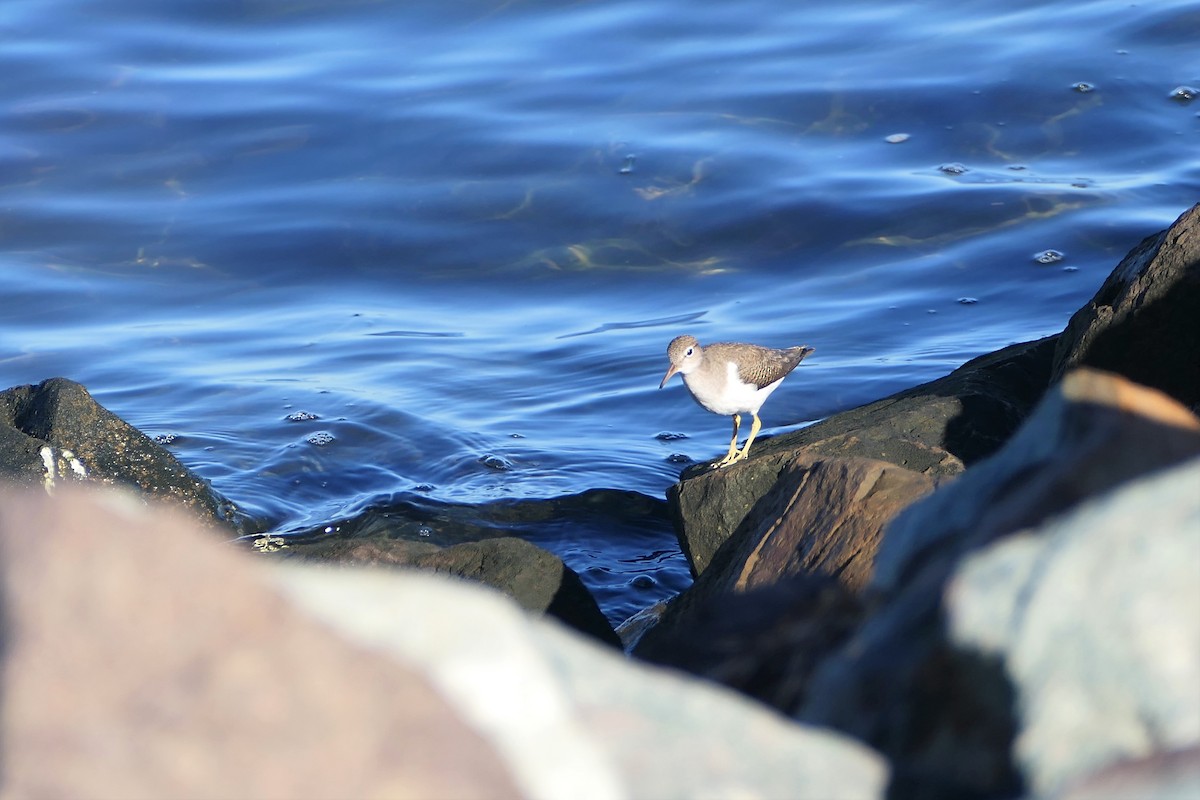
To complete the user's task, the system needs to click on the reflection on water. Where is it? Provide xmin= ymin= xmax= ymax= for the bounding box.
xmin=2 ymin=0 xmax=1198 ymax=620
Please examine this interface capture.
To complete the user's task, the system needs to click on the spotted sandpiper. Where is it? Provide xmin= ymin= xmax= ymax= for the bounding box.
xmin=659 ymin=334 xmax=814 ymax=467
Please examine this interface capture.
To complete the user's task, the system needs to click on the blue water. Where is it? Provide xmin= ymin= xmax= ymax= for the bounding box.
xmin=2 ymin=0 xmax=1198 ymax=624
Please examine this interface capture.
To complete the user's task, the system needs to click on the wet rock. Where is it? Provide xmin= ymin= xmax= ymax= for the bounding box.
xmin=0 ymin=488 xmax=889 ymax=800
xmin=275 ymin=532 xmax=621 ymax=647
xmin=947 ymin=456 xmax=1200 ymax=797
xmin=1053 ymin=202 xmax=1200 ymax=410
xmin=0 ymin=376 xmax=246 ymax=532
xmin=671 ymin=335 xmax=1057 ymax=577
xmin=799 ymin=370 xmax=1200 ymax=800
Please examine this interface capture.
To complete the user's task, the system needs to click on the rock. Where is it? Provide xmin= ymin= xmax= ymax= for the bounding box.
xmin=273 ymin=533 xmax=622 ymax=647
xmin=873 ymin=369 xmax=1200 ymax=596
xmin=798 ymin=370 xmax=1200 ymax=800
xmin=1050 ymin=746 xmax=1200 ymax=800
xmin=635 ymin=455 xmax=935 ymax=675
xmin=947 ymin=456 xmax=1200 ymax=797
xmin=0 ymin=377 xmax=246 ymax=532
xmin=1053 ymin=203 xmax=1200 ymax=410
xmin=670 ymin=335 xmax=1057 ymax=577
xmin=0 ymin=488 xmax=521 ymax=800
xmin=0 ymin=488 xmax=890 ymax=800
xmin=671 ymin=454 xmax=939 ymax=586
xmin=635 ymin=575 xmax=865 ymax=712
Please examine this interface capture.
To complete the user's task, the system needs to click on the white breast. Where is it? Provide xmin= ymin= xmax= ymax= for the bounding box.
xmin=684 ymin=361 xmax=785 ymax=416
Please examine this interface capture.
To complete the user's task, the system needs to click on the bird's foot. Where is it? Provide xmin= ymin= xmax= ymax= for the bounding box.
xmin=712 ymin=449 xmax=748 ymax=469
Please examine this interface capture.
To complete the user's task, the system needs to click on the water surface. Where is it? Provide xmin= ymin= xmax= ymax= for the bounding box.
xmin=2 ymin=0 xmax=1197 ymax=623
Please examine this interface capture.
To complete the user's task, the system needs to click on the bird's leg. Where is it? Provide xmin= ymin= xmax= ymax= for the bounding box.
xmin=723 ymin=412 xmax=763 ymax=466
xmin=714 ymin=413 xmax=741 ymax=467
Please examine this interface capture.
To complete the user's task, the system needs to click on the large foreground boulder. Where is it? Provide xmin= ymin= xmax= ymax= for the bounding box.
xmin=0 ymin=488 xmax=888 ymax=800
xmin=0 ymin=377 xmax=246 ymax=532
xmin=799 ymin=370 xmax=1200 ymax=799
xmin=947 ymin=456 xmax=1200 ymax=798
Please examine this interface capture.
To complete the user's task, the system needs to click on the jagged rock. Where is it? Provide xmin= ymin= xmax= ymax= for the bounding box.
xmin=1053 ymin=202 xmax=1200 ymax=410
xmin=670 ymin=335 xmax=1057 ymax=577
xmin=0 ymin=376 xmax=246 ymax=531
xmin=947 ymin=456 xmax=1200 ymax=797
xmin=0 ymin=488 xmax=890 ymax=800
xmin=798 ymin=371 xmax=1200 ymax=800
xmin=635 ymin=455 xmax=935 ymax=672
xmin=273 ymin=533 xmax=621 ymax=647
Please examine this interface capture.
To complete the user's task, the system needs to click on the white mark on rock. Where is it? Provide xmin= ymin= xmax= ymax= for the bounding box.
xmin=40 ymin=446 xmax=58 ymax=494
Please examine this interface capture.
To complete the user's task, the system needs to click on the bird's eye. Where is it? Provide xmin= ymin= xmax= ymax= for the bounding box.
xmin=685 ymin=347 xmax=694 ymax=357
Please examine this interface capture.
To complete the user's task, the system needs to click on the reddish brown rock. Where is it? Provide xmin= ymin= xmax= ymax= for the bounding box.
xmin=0 ymin=488 xmax=520 ymax=800
xmin=636 ymin=455 xmax=935 ymax=701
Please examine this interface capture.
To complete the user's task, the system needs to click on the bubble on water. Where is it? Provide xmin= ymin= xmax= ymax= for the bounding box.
xmin=1062 ymin=265 xmax=1080 ymax=273
xmin=618 ymin=154 xmax=637 ymax=174
xmin=957 ymin=297 xmax=979 ymax=305
xmin=1072 ymin=81 xmax=1096 ymax=93
xmin=479 ymin=454 xmax=513 ymax=471
xmin=1034 ymin=249 xmax=1065 ymax=264
xmin=630 ymin=575 xmax=657 ymax=590
xmin=307 ymin=431 xmax=335 ymax=446
xmin=655 ymin=431 xmax=688 ymax=441
xmin=154 ymin=433 xmax=177 ymax=445
xmin=885 ymin=133 xmax=910 ymax=143
xmin=1168 ymin=85 xmax=1197 ymax=103
xmin=414 ymin=483 xmax=435 ymax=492
xmin=287 ymin=410 xmax=320 ymax=422
xmin=418 ymin=526 xmax=433 ymax=538
xmin=1008 ymin=164 xmax=1028 ymax=171
xmin=667 ymin=453 xmax=692 ymax=464
xmin=938 ymin=162 xmax=968 ymax=175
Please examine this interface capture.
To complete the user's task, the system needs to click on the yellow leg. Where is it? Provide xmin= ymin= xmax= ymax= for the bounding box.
xmin=714 ymin=414 xmax=741 ymax=467
xmin=721 ymin=413 xmax=762 ymax=467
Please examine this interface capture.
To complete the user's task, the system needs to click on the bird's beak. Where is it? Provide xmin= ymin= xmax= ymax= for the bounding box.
xmin=659 ymin=364 xmax=678 ymax=389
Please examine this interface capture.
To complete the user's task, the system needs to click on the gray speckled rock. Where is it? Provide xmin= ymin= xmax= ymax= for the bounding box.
xmin=947 ymin=456 xmax=1200 ymax=797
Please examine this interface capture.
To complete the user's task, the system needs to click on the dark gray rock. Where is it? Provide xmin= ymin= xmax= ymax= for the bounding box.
xmin=271 ymin=531 xmax=622 ymax=647
xmin=1053 ymin=202 xmax=1200 ymax=410
xmin=0 ymin=377 xmax=245 ymax=531
xmin=635 ymin=575 xmax=865 ymax=713
xmin=669 ymin=335 xmax=1056 ymax=577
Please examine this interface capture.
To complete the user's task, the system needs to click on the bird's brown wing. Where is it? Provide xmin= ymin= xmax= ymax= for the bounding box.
xmin=737 ymin=345 xmax=814 ymax=388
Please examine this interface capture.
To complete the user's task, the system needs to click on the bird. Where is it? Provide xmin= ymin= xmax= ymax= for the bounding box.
xmin=659 ymin=334 xmax=813 ymax=468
